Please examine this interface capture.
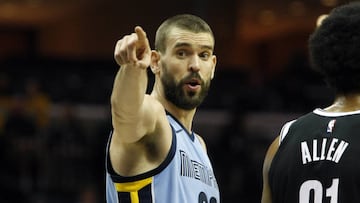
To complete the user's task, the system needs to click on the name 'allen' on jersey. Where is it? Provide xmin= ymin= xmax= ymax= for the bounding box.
xmin=300 ymin=137 xmax=349 ymax=164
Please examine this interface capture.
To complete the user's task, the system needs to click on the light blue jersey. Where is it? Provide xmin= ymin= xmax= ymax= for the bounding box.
xmin=106 ymin=113 xmax=220 ymax=203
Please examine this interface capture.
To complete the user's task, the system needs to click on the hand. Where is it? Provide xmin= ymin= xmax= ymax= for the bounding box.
xmin=114 ymin=26 xmax=151 ymax=69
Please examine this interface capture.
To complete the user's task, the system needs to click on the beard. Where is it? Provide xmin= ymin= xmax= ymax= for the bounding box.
xmin=160 ymin=63 xmax=211 ymax=110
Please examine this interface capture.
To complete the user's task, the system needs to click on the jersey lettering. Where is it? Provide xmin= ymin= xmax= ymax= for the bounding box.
xmin=180 ymin=150 xmax=218 ymax=188
xmin=301 ymin=138 xmax=349 ymax=164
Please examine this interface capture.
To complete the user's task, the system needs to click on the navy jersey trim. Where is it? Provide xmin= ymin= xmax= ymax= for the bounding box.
xmin=106 ymin=126 xmax=177 ymax=183
xmin=165 ymin=110 xmax=195 ymax=141
xmin=118 ymin=192 xmax=131 ymax=203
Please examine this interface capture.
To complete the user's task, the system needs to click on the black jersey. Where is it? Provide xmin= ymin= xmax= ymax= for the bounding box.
xmin=269 ymin=108 xmax=360 ymax=203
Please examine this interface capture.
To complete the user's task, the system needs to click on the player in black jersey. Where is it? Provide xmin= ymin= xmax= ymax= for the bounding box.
xmin=262 ymin=2 xmax=360 ymax=203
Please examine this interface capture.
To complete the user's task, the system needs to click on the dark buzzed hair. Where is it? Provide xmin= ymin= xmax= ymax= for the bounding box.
xmin=155 ymin=14 xmax=215 ymax=53
xmin=309 ymin=2 xmax=360 ymax=94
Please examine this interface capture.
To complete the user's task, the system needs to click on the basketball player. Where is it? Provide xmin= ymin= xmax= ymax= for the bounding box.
xmin=261 ymin=2 xmax=360 ymax=203
xmin=106 ymin=14 xmax=220 ymax=203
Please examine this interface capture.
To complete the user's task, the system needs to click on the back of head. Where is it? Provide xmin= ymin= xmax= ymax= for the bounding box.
xmin=309 ymin=2 xmax=360 ymax=94
xmin=155 ymin=14 xmax=214 ymax=53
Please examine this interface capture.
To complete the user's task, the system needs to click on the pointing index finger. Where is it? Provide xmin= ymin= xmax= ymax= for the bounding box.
xmin=135 ymin=26 xmax=148 ymax=44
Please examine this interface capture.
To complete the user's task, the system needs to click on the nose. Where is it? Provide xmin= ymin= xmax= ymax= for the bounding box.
xmin=189 ymin=55 xmax=200 ymax=72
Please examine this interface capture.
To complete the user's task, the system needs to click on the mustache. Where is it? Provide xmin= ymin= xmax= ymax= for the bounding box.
xmin=181 ymin=72 xmax=204 ymax=84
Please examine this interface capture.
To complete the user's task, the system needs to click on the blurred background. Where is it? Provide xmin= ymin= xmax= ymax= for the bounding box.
xmin=0 ymin=0 xmax=355 ymax=202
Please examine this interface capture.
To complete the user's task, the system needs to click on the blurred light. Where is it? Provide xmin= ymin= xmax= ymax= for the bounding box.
xmin=258 ymin=10 xmax=276 ymax=26
xmin=27 ymin=0 xmax=42 ymax=7
xmin=320 ymin=0 xmax=338 ymax=7
xmin=0 ymin=3 xmax=17 ymax=18
xmin=289 ymin=1 xmax=306 ymax=17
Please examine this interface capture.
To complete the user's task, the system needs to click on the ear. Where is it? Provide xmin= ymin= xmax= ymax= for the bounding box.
xmin=210 ymin=55 xmax=217 ymax=79
xmin=150 ymin=50 xmax=161 ymax=74
xmin=316 ymin=14 xmax=328 ymax=27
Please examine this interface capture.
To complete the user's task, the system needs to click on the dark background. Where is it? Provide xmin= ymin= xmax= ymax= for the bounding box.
xmin=0 ymin=0 xmax=353 ymax=202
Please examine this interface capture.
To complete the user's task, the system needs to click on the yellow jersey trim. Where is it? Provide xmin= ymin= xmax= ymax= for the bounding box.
xmin=114 ymin=177 xmax=153 ymax=203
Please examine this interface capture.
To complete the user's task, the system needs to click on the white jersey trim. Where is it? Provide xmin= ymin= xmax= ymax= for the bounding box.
xmin=313 ymin=108 xmax=360 ymax=117
xmin=279 ymin=120 xmax=296 ymax=145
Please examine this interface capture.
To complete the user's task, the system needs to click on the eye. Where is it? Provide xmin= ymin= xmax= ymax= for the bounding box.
xmin=176 ymin=50 xmax=187 ymax=58
xmin=199 ymin=51 xmax=211 ymax=60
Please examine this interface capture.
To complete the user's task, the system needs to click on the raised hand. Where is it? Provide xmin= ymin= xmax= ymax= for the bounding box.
xmin=114 ymin=26 xmax=151 ymax=69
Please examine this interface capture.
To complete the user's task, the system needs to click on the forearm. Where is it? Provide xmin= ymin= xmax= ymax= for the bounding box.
xmin=110 ymin=26 xmax=152 ymax=142
xmin=111 ymin=65 xmax=148 ymax=124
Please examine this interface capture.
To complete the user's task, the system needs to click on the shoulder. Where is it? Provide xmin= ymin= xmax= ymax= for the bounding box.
xmin=264 ymin=136 xmax=280 ymax=171
xmin=279 ymin=119 xmax=297 ymax=144
xmin=109 ymin=96 xmax=173 ymax=176
xmin=195 ymin=133 xmax=207 ymax=153
xmin=261 ymin=136 xmax=280 ymax=203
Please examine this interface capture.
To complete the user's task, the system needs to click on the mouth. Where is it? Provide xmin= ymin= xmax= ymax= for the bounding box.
xmin=185 ymin=78 xmax=201 ymax=90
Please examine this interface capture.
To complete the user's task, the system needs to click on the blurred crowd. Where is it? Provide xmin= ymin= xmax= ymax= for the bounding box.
xmin=0 ymin=60 xmax=109 ymax=202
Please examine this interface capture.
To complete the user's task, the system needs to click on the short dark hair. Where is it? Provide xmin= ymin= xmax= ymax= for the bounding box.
xmin=155 ymin=14 xmax=214 ymax=53
xmin=309 ymin=2 xmax=360 ymax=94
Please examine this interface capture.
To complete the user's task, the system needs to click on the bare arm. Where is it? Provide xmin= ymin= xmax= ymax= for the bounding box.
xmin=111 ymin=26 xmax=155 ymax=143
xmin=110 ymin=26 xmax=171 ymax=176
xmin=261 ymin=136 xmax=280 ymax=203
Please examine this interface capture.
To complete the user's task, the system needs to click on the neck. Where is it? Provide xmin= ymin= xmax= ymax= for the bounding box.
xmin=325 ymin=93 xmax=360 ymax=112
xmin=167 ymin=107 xmax=196 ymax=132
xmin=151 ymin=88 xmax=196 ymax=132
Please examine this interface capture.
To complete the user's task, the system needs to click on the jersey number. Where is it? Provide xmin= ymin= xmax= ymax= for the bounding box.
xmin=299 ymin=178 xmax=339 ymax=203
xmin=198 ymin=192 xmax=217 ymax=203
